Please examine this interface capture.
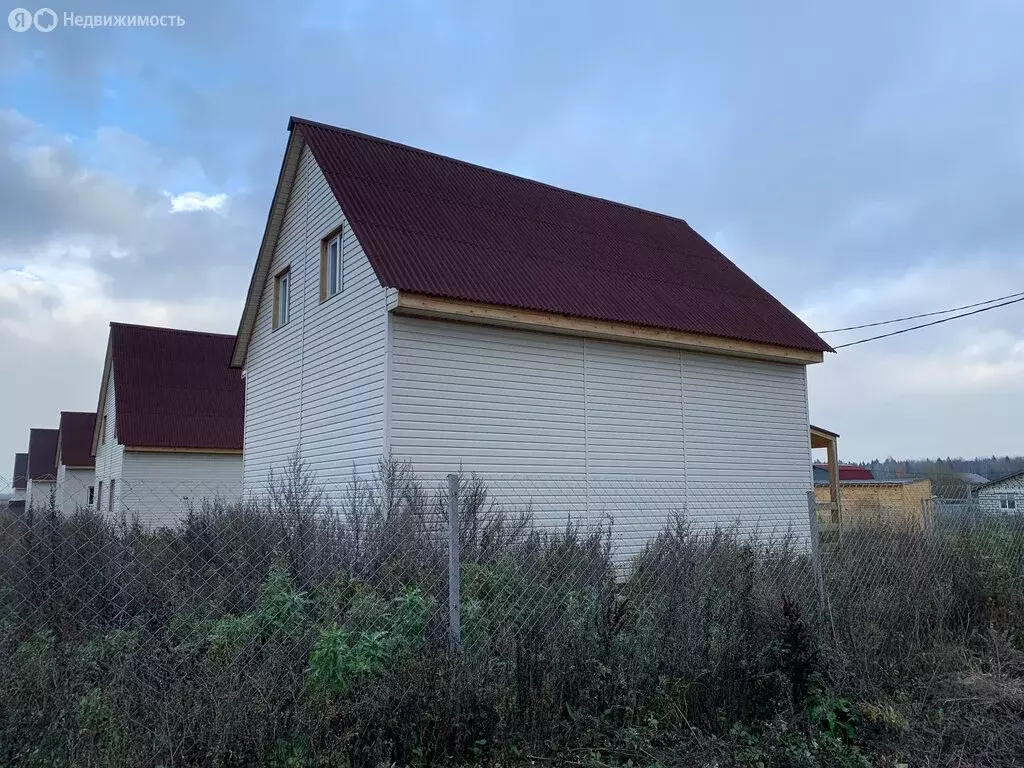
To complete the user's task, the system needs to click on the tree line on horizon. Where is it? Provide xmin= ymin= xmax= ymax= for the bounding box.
xmin=857 ymin=455 xmax=1024 ymax=482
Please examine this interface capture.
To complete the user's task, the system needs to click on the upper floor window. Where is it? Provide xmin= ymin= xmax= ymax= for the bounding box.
xmin=320 ymin=226 xmax=344 ymax=301
xmin=273 ymin=268 xmax=291 ymax=329
xmin=999 ymin=494 xmax=1017 ymax=510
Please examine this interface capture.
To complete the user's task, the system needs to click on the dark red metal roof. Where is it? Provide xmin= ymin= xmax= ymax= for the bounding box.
xmin=814 ymin=463 xmax=874 ymax=481
xmin=58 ymin=411 xmax=97 ymax=468
xmin=27 ymin=428 xmax=58 ymax=481
xmin=12 ymin=452 xmax=28 ymax=490
xmin=110 ymin=323 xmax=244 ymax=450
xmin=292 ymin=117 xmax=831 ymax=354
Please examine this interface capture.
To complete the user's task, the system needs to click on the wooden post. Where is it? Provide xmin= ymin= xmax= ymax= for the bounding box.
xmin=826 ymin=438 xmax=842 ymax=533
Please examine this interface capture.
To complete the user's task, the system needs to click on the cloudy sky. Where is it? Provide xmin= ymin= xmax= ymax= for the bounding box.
xmin=1 ymin=0 xmax=1023 ymax=482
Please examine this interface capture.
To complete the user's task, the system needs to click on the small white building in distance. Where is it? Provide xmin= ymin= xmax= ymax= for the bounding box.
xmin=231 ymin=117 xmax=833 ymax=548
xmin=55 ymin=411 xmax=97 ymax=514
xmin=92 ymin=322 xmax=245 ymax=527
xmin=975 ymin=471 xmax=1024 ymax=516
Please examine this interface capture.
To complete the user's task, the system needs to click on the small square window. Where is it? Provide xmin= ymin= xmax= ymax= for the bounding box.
xmin=999 ymin=494 xmax=1017 ymax=510
xmin=273 ymin=268 xmax=291 ymax=329
xmin=320 ymin=227 xmax=344 ymax=301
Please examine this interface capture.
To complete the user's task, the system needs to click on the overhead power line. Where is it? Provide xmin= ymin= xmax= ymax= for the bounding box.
xmin=832 ymin=295 xmax=1024 ymax=349
xmin=818 ymin=289 xmax=1024 ymax=334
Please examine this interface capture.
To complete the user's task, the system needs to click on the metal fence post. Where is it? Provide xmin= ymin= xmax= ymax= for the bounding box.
xmin=806 ymin=491 xmax=826 ymax=615
xmin=447 ymin=472 xmax=461 ymax=653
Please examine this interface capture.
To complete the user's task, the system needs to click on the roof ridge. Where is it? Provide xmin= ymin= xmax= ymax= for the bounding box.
xmin=289 ymin=116 xmax=696 ymax=230
xmin=110 ymin=321 xmax=236 ymax=340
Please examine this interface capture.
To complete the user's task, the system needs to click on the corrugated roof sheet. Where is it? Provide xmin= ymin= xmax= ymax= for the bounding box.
xmin=813 ymin=463 xmax=874 ymax=481
xmin=58 ymin=411 xmax=97 ymax=468
xmin=110 ymin=323 xmax=244 ymax=450
xmin=12 ymin=453 xmax=28 ymax=490
xmin=27 ymin=428 xmax=58 ymax=481
xmin=292 ymin=117 xmax=831 ymax=354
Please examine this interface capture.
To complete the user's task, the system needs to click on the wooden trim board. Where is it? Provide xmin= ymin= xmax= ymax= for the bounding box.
xmin=125 ymin=446 xmax=243 ymax=455
xmin=393 ymin=292 xmax=824 ymax=365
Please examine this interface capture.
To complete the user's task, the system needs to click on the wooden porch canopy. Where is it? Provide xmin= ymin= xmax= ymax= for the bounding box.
xmin=810 ymin=424 xmax=842 ymax=522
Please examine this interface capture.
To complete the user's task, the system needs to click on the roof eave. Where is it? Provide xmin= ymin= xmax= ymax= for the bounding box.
xmin=231 ymin=125 xmax=306 ymax=368
xmin=90 ymin=337 xmax=113 ymax=456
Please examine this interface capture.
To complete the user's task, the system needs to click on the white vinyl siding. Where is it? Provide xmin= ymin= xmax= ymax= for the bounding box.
xmin=681 ymin=353 xmax=812 ymax=538
xmin=55 ymin=465 xmax=96 ymax=514
xmin=585 ymin=340 xmax=688 ymax=545
xmin=25 ymin=479 xmax=55 ymax=510
xmin=94 ymin=371 xmax=124 ymax=488
xmin=390 ymin=317 xmax=589 ymax=528
xmin=390 ymin=316 xmax=813 ymax=548
xmin=243 ymin=143 xmax=389 ymax=500
xmin=118 ymin=451 xmax=243 ymax=528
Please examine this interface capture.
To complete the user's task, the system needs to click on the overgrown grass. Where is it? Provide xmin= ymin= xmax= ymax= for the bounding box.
xmin=0 ymin=460 xmax=1022 ymax=767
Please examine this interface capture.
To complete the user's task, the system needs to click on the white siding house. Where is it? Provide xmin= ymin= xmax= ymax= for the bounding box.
xmin=232 ymin=118 xmax=832 ymax=548
xmin=92 ymin=323 xmax=245 ymax=528
xmin=975 ymin=471 xmax=1024 ymax=516
xmin=54 ymin=411 xmax=97 ymax=514
xmin=25 ymin=428 xmax=58 ymax=511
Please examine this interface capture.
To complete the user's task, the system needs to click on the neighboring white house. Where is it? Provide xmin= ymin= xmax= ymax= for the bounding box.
xmin=231 ymin=117 xmax=832 ymax=547
xmin=92 ymin=322 xmax=245 ymax=527
xmin=25 ymin=427 xmax=59 ymax=510
xmin=55 ymin=411 xmax=97 ymax=514
xmin=975 ymin=471 xmax=1024 ymax=516
xmin=8 ymin=452 xmax=28 ymax=512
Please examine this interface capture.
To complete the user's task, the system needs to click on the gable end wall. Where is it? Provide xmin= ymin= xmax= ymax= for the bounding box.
xmin=242 ymin=143 xmax=389 ymax=497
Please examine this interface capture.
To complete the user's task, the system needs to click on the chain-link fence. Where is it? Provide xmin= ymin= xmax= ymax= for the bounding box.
xmin=1 ymin=463 xmax=1022 ymax=765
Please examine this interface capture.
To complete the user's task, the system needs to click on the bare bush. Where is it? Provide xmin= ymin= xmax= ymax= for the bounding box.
xmin=0 ymin=461 xmax=1021 ymax=767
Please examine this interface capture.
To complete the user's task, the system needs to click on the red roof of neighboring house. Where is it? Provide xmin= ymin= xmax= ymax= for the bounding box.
xmin=58 ymin=411 xmax=97 ymax=468
xmin=11 ymin=453 xmax=28 ymax=490
xmin=814 ymin=463 xmax=874 ymax=481
xmin=266 ymin=118 xmax=831 ymax=356
xmin=27 ymin=428 xmax=58 ymax=481
xmin=108 ymin=323 xmax=244 ymax=450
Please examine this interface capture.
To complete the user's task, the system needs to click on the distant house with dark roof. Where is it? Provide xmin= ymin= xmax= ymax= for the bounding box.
xmin=231 ymin=117 xmax=831 ymax=537
xmin=26 ymin=427 xmax=59 ymax=509
xmin=975 ymin=470 xmax=1024 ymax=516
xmin=8 ymin=452 xmax=28 ymax=512
xmin=55 ymin=411 xmax=97 ymax=513
xmin=92 ymin=322 xmax=244 ymax=526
